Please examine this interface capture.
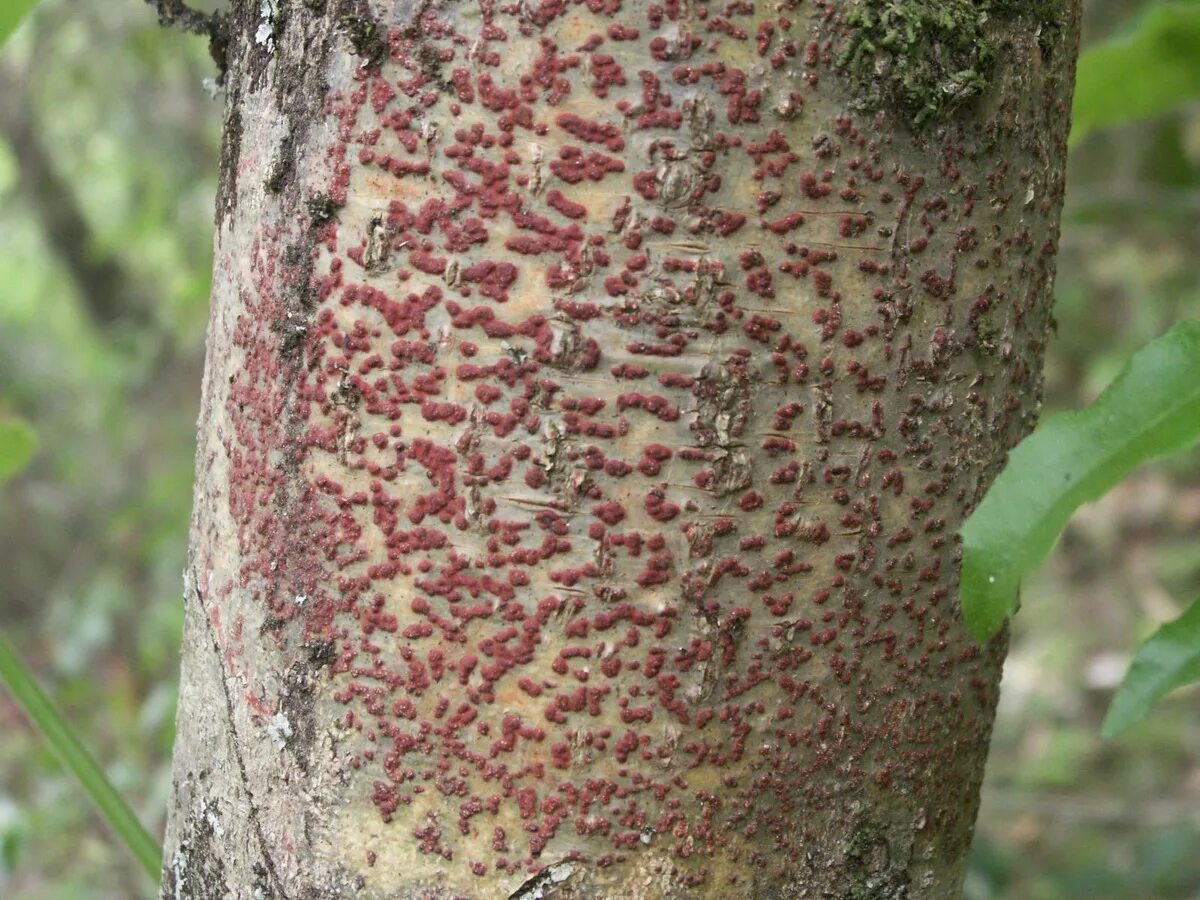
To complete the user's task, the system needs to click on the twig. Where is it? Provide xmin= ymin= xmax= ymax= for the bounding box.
xmin=144 ymin=0 xmax=230 ymax=81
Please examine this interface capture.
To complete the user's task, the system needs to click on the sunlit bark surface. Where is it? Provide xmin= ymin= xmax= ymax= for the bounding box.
xmin=162 ymin=1 xmax=1080 ymax=896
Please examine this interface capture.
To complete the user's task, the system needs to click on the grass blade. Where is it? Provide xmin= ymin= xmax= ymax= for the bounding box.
xmin=1103 ymin=598 xmax=1200 ymax=738
xmin=0 ymin=631 xmax=161 ymax=878
xmin=960 ymin=321 xmax=1200 ymax=641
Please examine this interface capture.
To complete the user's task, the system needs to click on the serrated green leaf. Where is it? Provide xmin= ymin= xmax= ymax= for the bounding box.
xmin=1071 ymin=2 xmax=1200 ymax=146
xmin=960 ymin=321 xmax=1200 ymax=641
xmin=1103 ymin=598 xmax=1200 ymax=738
xmin=0 ymin=418 xmax=37 ymax=485
xmin=0 ymin=0 xmax=38 ymax=47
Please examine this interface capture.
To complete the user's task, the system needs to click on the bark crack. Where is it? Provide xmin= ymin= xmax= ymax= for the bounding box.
xmin=189 ymin=568 xmax=292 ymax=900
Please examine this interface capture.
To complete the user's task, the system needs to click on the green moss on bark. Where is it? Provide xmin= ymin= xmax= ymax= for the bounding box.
xmin=837 ymin=0 xmax=1064 ymax=126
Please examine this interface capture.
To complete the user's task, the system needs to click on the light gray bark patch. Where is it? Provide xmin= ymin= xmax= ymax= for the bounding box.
xmin=508 ymin=862 xmax=578 ymax=900
xmin=363 ymin=214 xmax=391 ymax=271
xmin=541 ymin=318 xmax=601 ymax=373
xmin=193 ymin=570 xmax=293 ymax=900
xmin=692 ymin=361 xmax=754 ymax=448
xmin=162 ymin=794 xmax=228 ymax=900
xmin=277 ymin=641 xmax=335 ymax=773
xmin=707 ymin=449 xmax=753 ymax=496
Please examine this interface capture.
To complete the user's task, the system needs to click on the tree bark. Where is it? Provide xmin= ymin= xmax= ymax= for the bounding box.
xmin=162 ymin=1 xmax=1080 ymax=896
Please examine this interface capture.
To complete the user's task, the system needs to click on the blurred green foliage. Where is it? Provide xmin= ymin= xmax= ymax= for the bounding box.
xmin=0 ymin=0 xmax=218 ymax=895
xmin=0 ymin=0 xmax=1196 ymax=898
xmin=961 ymin=322 xmax=1200 ymax=642
xmin=0 ymin=633 xmax=160 ymax=878
xmin=0 ymin=419 xmax=36 ymax=486
xmin=0 ymin=1 xmax=38 ymax=47
xmin=1104 ymin=596 xmax=1200 ymax=737
xmin=968 ymin=0 xmax=1200 ymax=893
xmin=1072 ymin=2 xmax=1200 ymax=146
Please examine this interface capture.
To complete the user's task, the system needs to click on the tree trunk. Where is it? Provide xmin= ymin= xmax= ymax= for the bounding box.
xmin=162 ymin=1 xmax=1080 ymax=896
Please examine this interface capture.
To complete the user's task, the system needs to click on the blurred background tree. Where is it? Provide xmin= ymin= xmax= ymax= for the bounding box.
xmin=0 ymin=0 xmax=1195 ymax=897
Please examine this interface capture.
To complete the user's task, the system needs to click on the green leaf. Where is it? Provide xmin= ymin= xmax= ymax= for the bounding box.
xmin=1071 ymin=2 xmax=1200 ymax=146
xmin=0 ymin=0 xmax=38 ymax=47
xmin=0 ymin=632 xmax=162 ymax=878
xmin=960 ymin=321 xmax=1200 ymax=641
xmin=1103 ymin=597 xmax=1200 ymax=738
xmin=0 ymin=417 xmax=37 ymax=485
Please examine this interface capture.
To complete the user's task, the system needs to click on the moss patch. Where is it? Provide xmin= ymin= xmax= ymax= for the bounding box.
xmin=306 ymin=192 xmax=339 ymax=226
xmin=837 ymin=0 xmax=1064 ymax=126
xmin=338 ymin=11 xmax=387 ymax=68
